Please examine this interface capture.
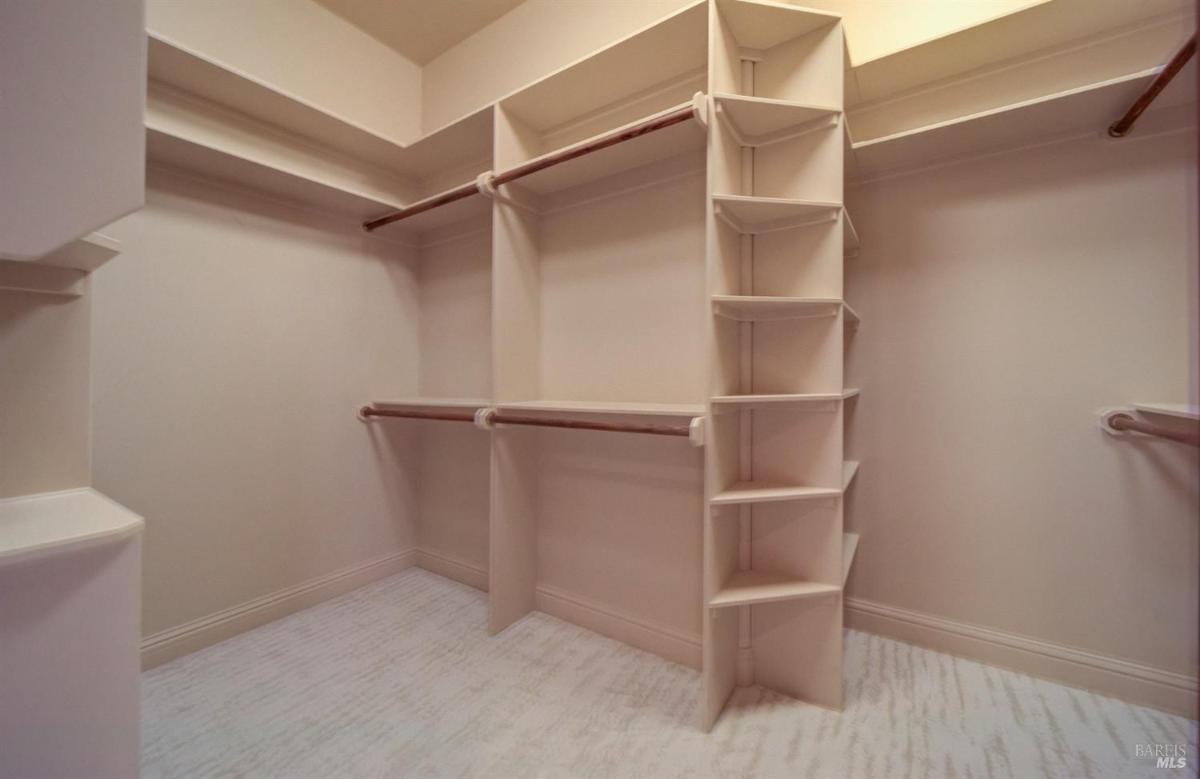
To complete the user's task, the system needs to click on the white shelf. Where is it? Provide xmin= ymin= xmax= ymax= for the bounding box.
xmin=372 ymin=398 xmax=491 ymax=411
xmin=147 ymin=33 xmax=492 ymax=178
xmin=499 ymin=400 xmax=704 ymax=418
xmin=712 ymin=295 xmax=842 ymax=321
xmin=711 ymin=481 xmax=841 ymax=506
xmin=0 ymin=488 xmax=143 ymax=568
xmin=500 ymin=102 xmax=706 ymax=196
xmin=851 ymin=68 xmax=1191 ymax=178
xmin=843 ymin=387 xmax=861 ymax=400
xmin=1133 ymin=403 xmax=1200 ymax=422
xmin=498 ymin=3 xmax=707 ymax=134
xmin=712 ymin=392 xmax=844 ymax=407
xmin=0 ymin=261 xmax=85 ymax=297
xmin=842 ymin=461 xmax=859 ymax=490
xmin=710 ymin=569 xmax=840 ymax=608
xmin=842 ymin=532 xmax=859 ymax=586
xmin=146 ymin=127 xmax=405 ymax=221
xmin=38 ymin=232 xmax=121 ymax=272
xmin=713 ymin=194 xmax=842 ymax=235
xmin=713 ymin=93 xmax=840 ymax=147
xmin=718 ymin=0 xmax=840 ymax=51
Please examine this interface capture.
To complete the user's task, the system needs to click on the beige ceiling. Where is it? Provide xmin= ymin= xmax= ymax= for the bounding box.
xmin=317 ymin=0 xmax=525 ymax=64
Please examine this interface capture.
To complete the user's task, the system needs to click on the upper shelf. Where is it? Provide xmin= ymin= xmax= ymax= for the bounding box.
xmin=147 ymin=33 xmax=492 ymax=180
xmin=713 ymin=195 xmax=841 ymax=235
xmin=498 ymin=3 xmax=707 ymax=137
xmin=717 ymin=0 xmax=840 ymax=51
xmin=0 ymin=488 xmax=144 ymax=568
xmin=713 ymin=93 xmax=840 ymax=147
xmin=1133 ymin=403 xmax=1200 ymax=421
xmin=850 ymin=65 xmax=1196 ymax=179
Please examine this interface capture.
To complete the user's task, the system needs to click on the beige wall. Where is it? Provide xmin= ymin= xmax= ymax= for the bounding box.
xmin=844 ymin=126 xmax=1198 ymax=679
xmin=147 ymin=0 xmax=423 ymax=144
xmin=90 ymin=167 xmax=421 ymax=637
xmin=0 ymin=291 xmax=90 ymax=498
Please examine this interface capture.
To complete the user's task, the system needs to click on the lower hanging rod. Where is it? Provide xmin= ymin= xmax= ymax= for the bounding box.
xmin=358 ymin=405 xmax=695 ymax=439
xmin=362 ymin=101 xmax=701 ymax=232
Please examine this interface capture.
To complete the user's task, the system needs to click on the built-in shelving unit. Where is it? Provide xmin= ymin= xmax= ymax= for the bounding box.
xmin=703 ymin=0 xmax=851 ymax=730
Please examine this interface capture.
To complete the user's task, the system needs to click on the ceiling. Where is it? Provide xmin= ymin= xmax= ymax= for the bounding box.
xmin=317 ymin=0 xmax=525 ymax=65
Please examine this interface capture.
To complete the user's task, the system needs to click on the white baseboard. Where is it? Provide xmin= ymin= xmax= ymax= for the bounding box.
xmin=534 ymin=585 xmax=702 ymax=670
xmin=413 ymin=547 xmax=701 ymax=670
xmin=415 ymin=548 xmax=489 ymax=592
xmin=846 ymin=596 xmax=1199 ymax=719
xmin=141 ymin=548 xmax=418 ymax=669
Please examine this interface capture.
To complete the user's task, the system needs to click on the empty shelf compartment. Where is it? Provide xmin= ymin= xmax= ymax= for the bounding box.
xmin=713 ymin=295 xmax=842 ymax=321
xmin=711 ymin=481 xmax=841 ymax=506
xmin=713 ymin=194 xmax=841 ymax=234
xmin=714 ymin=93 xmax=840 ymax=146
xmin=710 ymin=569 xmax=840 ymax=608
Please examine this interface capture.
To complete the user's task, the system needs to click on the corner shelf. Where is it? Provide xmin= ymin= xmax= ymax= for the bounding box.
xmin=709 ymin=570 xmax=840 ymax=608
xmin=712 ymin=295 xmax=842 ymax=321
xmin=1132 ymin=403 xmax=1200 ymax=421
xmin=0 ymin=488 xmax=144 ymax=568
xmin=711 ymin=481 xmax=841 ymax=506
xmin=713 ymin=194 xmax=841 ymax=235
xmin=713 ymin=93 xmax=840 ymax=147
xmin=718 ymin=0 xmax=841 ymax=51
xmin=842 ymin=532 xmax=859 ymax=586
xmin=842 ymin=461 xmax=859 ymax=490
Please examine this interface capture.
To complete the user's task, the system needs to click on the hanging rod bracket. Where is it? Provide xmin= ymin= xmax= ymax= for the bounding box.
xmin=474 ymin=407 xmax=497 ymax=431
xmin=692 ymin=91 xmax=708 ymax=128
xmin=688 ymin=416 xmax=706 ymax=447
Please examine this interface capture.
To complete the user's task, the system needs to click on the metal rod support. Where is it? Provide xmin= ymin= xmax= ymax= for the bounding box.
xmin=1107 ymin=412 xmax=1200 ymax=447
xmin=1108 ymin=35 xmax=1195 ymax=138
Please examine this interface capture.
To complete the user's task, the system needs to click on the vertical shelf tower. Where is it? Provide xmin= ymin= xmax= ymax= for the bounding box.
xmin=703 ymin=0 xmax=848 ymax=728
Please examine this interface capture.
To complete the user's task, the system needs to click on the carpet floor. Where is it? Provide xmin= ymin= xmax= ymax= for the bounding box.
xmin=142 ymin=568 xmax=1197 ymax=778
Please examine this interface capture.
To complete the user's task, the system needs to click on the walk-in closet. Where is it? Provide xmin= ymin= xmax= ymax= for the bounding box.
xmin=2 ymin=0 xmax=1197 ymax=776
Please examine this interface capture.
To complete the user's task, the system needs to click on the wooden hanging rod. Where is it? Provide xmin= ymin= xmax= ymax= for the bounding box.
xmin=490 ymin=105 xmax=696 ymax=188
xmin=362 ymin=180 xmax=481 ymax=232
xmin=359 ymin=405 xmax=693 ymax=438
xmin=1108 ymin=35 xmax=1196 ymax=138
xmin=361 ymin=104 xmax=698 ymax=232
xmin=1105 ymin=412 xmax=1199 ymax=447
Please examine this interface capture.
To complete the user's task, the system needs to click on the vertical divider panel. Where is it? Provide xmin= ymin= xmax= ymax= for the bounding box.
xmin=702 ymin=0 xmax=744 ymax=731
xmin=488 ymin=104 xmax=544 ymax=633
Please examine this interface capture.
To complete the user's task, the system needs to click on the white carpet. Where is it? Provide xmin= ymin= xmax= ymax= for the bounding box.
xmin=143 ymin=568 xmax=1197 ymax=778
